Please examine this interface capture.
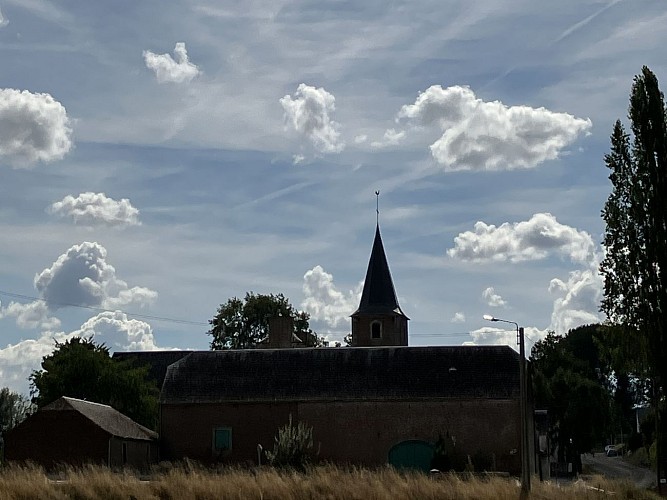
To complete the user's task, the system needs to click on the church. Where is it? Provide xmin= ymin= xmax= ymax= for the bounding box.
xmin=155 ymin=220 xmax=528 ymax=473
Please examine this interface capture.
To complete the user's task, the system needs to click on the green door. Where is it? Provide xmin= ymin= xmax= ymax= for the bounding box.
xmin=388 ymin=440 xmax=434 ymax=472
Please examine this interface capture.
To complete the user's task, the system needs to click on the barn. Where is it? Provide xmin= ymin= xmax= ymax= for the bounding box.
xmin=5 ymin=396 xmax=158 ymax=470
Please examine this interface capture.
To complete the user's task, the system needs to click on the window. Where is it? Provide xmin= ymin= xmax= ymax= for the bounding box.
xmin=213 ymin=427 xmax=232 ymax=452
xmin=371 ymin=321 xmax=382 ymax=339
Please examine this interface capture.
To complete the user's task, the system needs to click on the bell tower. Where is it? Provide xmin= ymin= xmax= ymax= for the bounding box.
xmin=351 ymin=192 xmax=409 ymax=346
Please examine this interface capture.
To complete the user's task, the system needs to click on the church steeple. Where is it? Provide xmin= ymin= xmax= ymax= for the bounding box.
xmin=353 ymin=224 xmax=406 ymax=317
xmin=351 ymin=196 xmax=409 ymax=346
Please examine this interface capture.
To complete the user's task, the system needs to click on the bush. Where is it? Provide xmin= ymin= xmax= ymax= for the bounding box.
xmin=266 ymin=415 xmax=315 ymax=470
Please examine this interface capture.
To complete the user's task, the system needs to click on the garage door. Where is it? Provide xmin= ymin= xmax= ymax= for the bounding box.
xmin=388 ymin=440 xmax=434 ymax=472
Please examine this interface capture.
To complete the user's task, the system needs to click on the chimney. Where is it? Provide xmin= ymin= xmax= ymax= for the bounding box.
xmin=267 ymin=315 xmax=294 ymax=348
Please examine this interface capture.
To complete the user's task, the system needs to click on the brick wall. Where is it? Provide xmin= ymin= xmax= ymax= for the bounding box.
xmin=161 ymin=398 xmax=521 ymax=473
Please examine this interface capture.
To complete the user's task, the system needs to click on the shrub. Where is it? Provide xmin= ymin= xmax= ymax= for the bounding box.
xmin=266 ymin=415 xmax=315 ymax=470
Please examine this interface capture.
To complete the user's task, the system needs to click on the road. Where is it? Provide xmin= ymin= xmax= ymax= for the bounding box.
xmin=581 ymin=453 xmax=656 ymax=489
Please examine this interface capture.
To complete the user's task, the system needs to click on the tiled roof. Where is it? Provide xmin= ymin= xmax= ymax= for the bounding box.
xmin=160 ymin=346 xmax=520 ymax=405
xmin=352 ymin=225 xmax=408 ymax=318
xmin=112 ymin=350 xmax=191 ymax=390
xmin=43 ymin=397 xmax=158 ymax=440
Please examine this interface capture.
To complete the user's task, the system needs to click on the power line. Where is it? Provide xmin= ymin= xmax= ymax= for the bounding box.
xmin=0 ymin=290 xmax=208 ymax=327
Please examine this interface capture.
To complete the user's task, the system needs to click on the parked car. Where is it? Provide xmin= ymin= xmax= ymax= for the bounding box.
xmin=605 ymin=445 xmax=618 ymax=457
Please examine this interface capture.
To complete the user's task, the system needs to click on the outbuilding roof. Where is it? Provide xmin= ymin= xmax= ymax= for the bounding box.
xmin=113 ymin=350 xmax=191 ymax=390
xmin=160 ymin=345 xmax=520 ymax=405
xmin=43 ymin=397 xmax=158 ymax=441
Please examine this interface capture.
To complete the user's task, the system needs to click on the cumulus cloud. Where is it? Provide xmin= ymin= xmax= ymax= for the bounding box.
xmin=396 ymin=85 xmax=591 ymax=171
xmin=34 ymin=242 xmax=157 ymax=311
xmin=280 ymin=84 xmax=344 ymax=153
xmin=0 ymin=312 xmax=159 ymax=395
xmin=0 ymin=88 xmax=72 ymax=168
xmin=301 ymin=265 xmax=361 ymax=328
xmin=143 ymin=42 xmax=201 ymax=84
xmin=0 ymin=8 xmax=8 ymax=27
xmin=482 ymin=287 xmax=507 ymax=307
xmin=48 ymin=192 xmax=140 ymax=227
xmin=72 ymin=311 xmax=158 ymax=351
xmin=451 ymin=312 xmax=465 ymax=323
xmin=465 ymin=326 xmax=547 ymax=354
xmin=0 ymin=300 xmax=60 ymax=330
xmin=370 ymin=128 xmax=406 ymax=149
xmin=549 ymin=268 xmax=604 ymax=335
xmin=448 ymin=213 xmax=596 ymax=264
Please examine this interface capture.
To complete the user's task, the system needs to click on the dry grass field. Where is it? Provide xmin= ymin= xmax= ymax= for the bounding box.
xmin=0 ymin=464 xmax=660 ymax=500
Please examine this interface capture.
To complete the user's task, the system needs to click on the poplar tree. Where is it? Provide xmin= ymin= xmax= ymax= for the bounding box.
xmin=600 ymin=66 xmax=667 ymax=487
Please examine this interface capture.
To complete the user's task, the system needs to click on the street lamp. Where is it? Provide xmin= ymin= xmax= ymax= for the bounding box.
xmin=484 ymin=314 xmax=531 ymax=497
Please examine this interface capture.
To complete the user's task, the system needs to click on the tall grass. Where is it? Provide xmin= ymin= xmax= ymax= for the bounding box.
xmin=0 ymin=463 xmax=660 ymax=500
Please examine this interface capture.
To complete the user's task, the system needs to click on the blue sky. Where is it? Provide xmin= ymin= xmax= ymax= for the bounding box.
xmin=1 ymin=0 xmax=665 ymax=395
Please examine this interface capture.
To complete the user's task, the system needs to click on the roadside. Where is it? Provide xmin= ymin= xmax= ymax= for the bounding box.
xmin=581 ymin=453 xmax=656 ymax=489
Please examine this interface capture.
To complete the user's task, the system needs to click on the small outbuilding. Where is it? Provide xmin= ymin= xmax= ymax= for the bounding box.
xmin=5 ymin=396 xmax=158 ymax=470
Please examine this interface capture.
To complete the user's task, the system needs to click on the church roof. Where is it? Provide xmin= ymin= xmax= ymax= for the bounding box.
xmin=352 ymin=224 xmax=408 ymax=318
xmin=160 ymin=346 xmax=520 ymax=404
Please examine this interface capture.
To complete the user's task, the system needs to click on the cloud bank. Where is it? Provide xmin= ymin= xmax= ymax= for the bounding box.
xmin=280 ymin=84 xmax=344 ymax=154
xmin=0 ymin=88 xmax=72 ymax=168
xmin=143 ymin=42 xmax=201 ymax=84
xmin=396 ymin=85 xmax=591 ymax=171
xmin=448 ymin=213 xmax=596 ymax=264
xmin=48 ymin=192 xmax=141 ymax=227
xmin=0 ymin=311 xmax=159 ymax=395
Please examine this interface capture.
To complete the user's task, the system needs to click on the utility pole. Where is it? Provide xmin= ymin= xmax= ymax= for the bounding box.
xmin=519 ymin=326 xmax=531 ymax=498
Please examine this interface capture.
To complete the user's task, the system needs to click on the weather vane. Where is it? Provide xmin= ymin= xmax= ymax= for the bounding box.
xmin=375 ymin=190 xmax=380 ymax=225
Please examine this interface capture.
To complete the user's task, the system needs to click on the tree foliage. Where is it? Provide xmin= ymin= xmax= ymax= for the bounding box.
xmin=29 ymin=337 xmax=158 ymax=429
xmin=600 ymin=66 xmax=667 ymax=474
xmin=531 ymin=326 xmax=613 ymax=458
xmin=207 ymin=292 xmax=319 ymax=349
xmin=0 ymin=388 xmax=32 ymax=433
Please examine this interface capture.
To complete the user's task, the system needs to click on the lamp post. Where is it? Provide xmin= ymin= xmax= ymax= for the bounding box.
xmin=484 ymin=314 xmax=530 ymax=497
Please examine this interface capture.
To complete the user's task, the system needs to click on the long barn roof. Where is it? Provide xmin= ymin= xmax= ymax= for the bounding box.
xmin=160 ymin=346 xmax=520 ymax=405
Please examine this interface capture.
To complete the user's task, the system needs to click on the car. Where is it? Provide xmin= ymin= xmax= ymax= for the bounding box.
xmin=605 ymin=445 xmax=618 ymax=457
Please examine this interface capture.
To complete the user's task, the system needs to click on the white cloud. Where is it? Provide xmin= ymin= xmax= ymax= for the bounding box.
xmin=0 ymin=8 xmax=8 ymax=27
xmin=0 ymin=312 xmax=159 ymax=395
xmin=451 ymin=312 xmax=465 ymax=323
xmin=301 ymin=265 xmax=361 ymax=328
xmin=370 ymin=128 xmax=406 ymax=149
xmin=448 ymin=213 xmax=596 ymax=264
xmin=0 ymin=88 xmax=72 ymax=168
xmin=48 ymin=192 xmax=140 ymax=227
xmin=354 ymin=134 xmax=368 ymax=144
xmin=143 ymin=42 xmax=201 ymax=84
xmin=34 ymin=241 xmax=157 ymax=311
xmin=0 ymin=300 xmax=60 ymax=330
xmin=72 ymin=311 xmax=158 ymax=351
xmin=280 ymin=84 xmax=344 ymax=154
xmin=292 ymin=154 xmax=306 ymax=165
xmin=482 ymin=286 xmax=507 ymax=307
xmin=466 ymin=326 xmax=547 ymax=354
xmin=396 ymin=85 xmax=591 ymax=171
xmin=549 ymin=268 xmax=604 ymax=335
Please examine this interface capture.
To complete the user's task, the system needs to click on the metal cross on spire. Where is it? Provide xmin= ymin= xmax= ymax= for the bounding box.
xmin=375 ymin=190 xmax=380 ymax=225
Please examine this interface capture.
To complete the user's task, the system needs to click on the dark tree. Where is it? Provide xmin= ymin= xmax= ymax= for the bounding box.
xmin=0 ymin=388 xmax=32 ymax=433
xmin=29 ymin=337 xmax=158 ymax=429
xmin=600 ymin=66 xmax=667 ymax=482
xmin=531 ymin=326 xmax=612 ymax=460
xmin=207 ymin=292 xmax=319 ymax=349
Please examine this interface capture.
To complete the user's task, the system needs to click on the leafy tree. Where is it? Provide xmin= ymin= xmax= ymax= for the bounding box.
xmin=531 ymin=326 xmax=615 ymax=461
xmin=29 ymin=337 xmax=158 ymax=429
xmin=600 ymin=66 xmax=667 ymax=480
xmin=0 ymin=388 xmax=32 ymax=432
xmin=207 ymin=292 xmax=320 ymax=349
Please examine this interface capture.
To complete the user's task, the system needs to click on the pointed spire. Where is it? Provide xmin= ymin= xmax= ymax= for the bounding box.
xmin=352 ymin=223 xmax=407 ymax=317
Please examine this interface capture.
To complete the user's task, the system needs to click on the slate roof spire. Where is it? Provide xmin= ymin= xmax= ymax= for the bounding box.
xmin=352 ymin=222 xmax=408 ymax=318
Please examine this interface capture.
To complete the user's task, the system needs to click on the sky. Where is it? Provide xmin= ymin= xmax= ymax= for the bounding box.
xmin=1 ymin=0 xmax=665 ymax=396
